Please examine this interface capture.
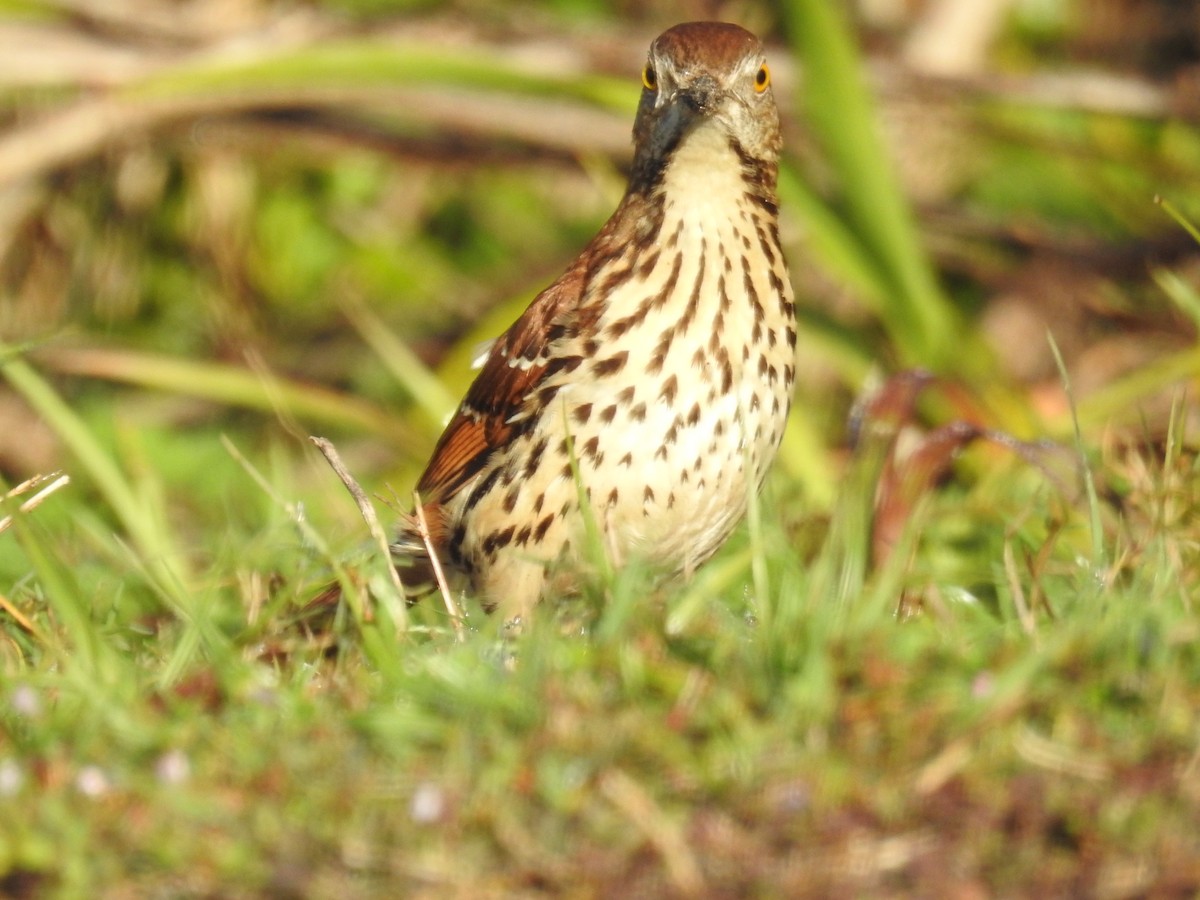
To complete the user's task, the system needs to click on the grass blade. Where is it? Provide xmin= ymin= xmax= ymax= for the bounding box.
xmin=780 ymin=0 xmax=959 ymax=366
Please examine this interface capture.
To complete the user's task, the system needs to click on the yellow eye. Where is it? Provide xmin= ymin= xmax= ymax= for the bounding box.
xmin=642 ymin=65 xmax=658 ymax=91
xmin=754 ymin=64 xmax=770 ymax=92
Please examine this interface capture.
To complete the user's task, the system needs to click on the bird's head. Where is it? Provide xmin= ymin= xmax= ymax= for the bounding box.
xmin=630 ymin=22 xmax=782 ymax=189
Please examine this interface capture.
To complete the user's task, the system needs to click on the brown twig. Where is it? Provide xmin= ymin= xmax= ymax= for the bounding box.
xmin=308 ymin=436 xmax=408 ymax=605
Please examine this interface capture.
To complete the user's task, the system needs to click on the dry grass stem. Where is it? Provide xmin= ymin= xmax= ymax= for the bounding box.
xmin=411 ymin=490 xmax=465 ymax=642
xmin=599 ymin=767 xmax=705 ymax=896
xmin=1004 ymin=538 xmax=1038 ymax=638
xmin=0 ymin=592 xmax=39 ymax=636
xmin=309 ymin=436 xmax=408 ymax=604
xmin=0 ymin=471 xmax=70 ymax=537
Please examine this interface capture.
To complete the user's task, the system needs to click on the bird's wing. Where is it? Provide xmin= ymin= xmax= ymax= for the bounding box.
xmin=415 ymin=267 xmax=588 ymax=507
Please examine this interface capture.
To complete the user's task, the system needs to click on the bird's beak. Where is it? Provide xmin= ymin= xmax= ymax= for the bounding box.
xmin=648 ymin=74 xmax=725 ymax=149
xmin=631 ymin=70 xmax=731 ymax=182
xmin=671 ymin=74 xmax=723 ymax=116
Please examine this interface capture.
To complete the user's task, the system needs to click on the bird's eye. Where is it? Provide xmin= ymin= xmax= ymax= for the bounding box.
xmin=642 ymin=65 xmax=658 ymax=91
xmin=754 ymin=64 xmax=770 ymax=92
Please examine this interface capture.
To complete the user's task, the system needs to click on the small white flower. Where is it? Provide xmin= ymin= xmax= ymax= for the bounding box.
xmin=409 ymin=782 xmax=445 ymax=824
xmin=10 ymin=685 xmax=41 ymax=718
xmin=972 ymin=671 xmax=995 ymax=699
xmin=76 ymin=765 xmax=110 ymax=797
xmin=0 ymin=759 xmax=24 ymax=796
xmin=155 ymin=749 xmax=191 ymax=785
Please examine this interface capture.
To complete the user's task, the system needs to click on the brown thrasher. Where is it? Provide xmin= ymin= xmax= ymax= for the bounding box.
xmin=393 ymin=22 xmax=796 ymax=620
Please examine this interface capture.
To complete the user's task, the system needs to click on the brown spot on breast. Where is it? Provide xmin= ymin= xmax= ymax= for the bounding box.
xmin=741 ymin=256 xmax=761 ymax=309
xmin=594 ymin=351 xmax=629 ymax=377
xmin=659 ymin=374 xmax=678 ymax=405
xmin=637 ymin=249 xmax=660 ymax=278
xmin=666 ymin=220 xmax=683 ymax=250
xmin=548 ymin=354 xmax=584 ymax=380
xmin=482 ymin=525 xmax=516 ymax=557
xmin=648 ymin=328 xmax=674 ymax=376
xmin=524 ymin=436 xmax=548 ymax=479
xmin=607 ymin=296 xmax=654 ymax=338
xmin=769 ymin=269 xmax=786 ymax=296
xmin=573 ymin=403 xmax=593 ymax=426
xmin=465 ymin=466 xmax=502 ymax=511
xmin=651 ymin=249 xmax=683 ymax=311
xmin=500 ymin=461 xmax=516 ymax=487
xmin=600 ymin=404 xmax=617 ymax=424
xmin=755 ymin=223 xmax=777 ymax=266
xmin=533 ymin=514 xmax=555 ymax=542
xmin=607 ymin=318 xmax=632 ymax=339
xmin=719 ymin=354 xmax=733 ymax=394
xmin=678 ymin=241 xmax=706 ymax=333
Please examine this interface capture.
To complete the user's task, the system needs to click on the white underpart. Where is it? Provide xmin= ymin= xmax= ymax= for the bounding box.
xmin=573 ymin=118 xmax=793 ymax=570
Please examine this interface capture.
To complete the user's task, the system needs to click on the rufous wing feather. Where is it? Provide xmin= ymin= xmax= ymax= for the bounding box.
xmin=413 ymin=267 xmax=588 ymax=508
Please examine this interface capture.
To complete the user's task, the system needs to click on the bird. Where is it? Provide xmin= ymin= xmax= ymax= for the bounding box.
xmin=392 ymin=21 xmax=796 ymax=621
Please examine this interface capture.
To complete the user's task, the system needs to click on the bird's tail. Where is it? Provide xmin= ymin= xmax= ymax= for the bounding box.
xmin=305 ymin=510 xmax=446 ymax=613
xmin=388 ymin=512 xmax=440 ymax=597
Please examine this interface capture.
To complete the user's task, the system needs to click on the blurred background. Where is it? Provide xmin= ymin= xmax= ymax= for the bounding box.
xmin=1 ymin=0 xmax=1198 ymax=577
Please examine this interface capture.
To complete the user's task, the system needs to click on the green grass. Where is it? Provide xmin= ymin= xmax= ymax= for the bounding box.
xmin=2 ymin=346 xmax=1197 ymax=894
xmin=2 ymin=2 xmax=1200 ymax=895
